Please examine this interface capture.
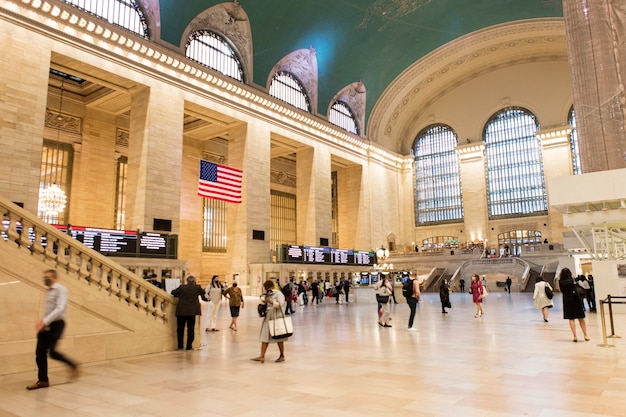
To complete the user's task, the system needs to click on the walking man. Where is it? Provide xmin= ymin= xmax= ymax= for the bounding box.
xmin=459 ymin=278 xmax=465 ymax=293
xmin=505 ymin=276 xmax=512 ymax=293
xmin=27 ymin=269 xmax=79 ymax=390
xmin=403 ymin=274 xmax=421 ymax=331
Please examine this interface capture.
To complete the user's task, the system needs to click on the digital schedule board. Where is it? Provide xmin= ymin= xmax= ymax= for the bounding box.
xmin=280 ymin=245 xmax=376 ymax=266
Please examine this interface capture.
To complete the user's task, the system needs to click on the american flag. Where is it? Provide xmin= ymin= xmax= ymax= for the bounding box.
xmin=197 ymin=160 xmax=243 ymax=204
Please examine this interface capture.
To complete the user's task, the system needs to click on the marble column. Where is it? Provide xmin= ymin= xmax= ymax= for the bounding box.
xmin=562 ymin=0 xmax=626 ymax=171
xmin=126 ymin=85 xmax=184 ymax=233
xmin=296 ymin=146 xmax=332 ymax=247
xmin=336 ymin=164 xmax=364 ymax=249
xmin=456 ymin=143 xmax=489 ymax=243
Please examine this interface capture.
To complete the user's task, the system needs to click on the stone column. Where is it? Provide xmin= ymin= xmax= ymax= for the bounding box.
xmin=336 ymin=164 xmax=364 ymax=249
xmin=296 ymin=146 xmax=332 ymax=246
xmin=562 ymin=0 xmax=626 ymax=172
xmin=538 ymin=126 xmax=575 ymax=243
xmin=126 ymin=85 xmax=184 ymax=233
xmin=456 ymin=143 xmax=489 ymax=243
xmin=0 ymin=29 xmax=51 ymax=211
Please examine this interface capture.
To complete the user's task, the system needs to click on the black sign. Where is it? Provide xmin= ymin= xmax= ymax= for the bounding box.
xmin=281 ymin=245 xmax=376 ymax=266
xmin=139 ymin=232 xmax=167 ymax=256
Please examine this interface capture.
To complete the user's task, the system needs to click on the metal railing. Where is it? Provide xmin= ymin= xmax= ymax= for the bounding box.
xmin=598 ymin=295 xmax=624 ymax=348
xmin=1 ymin=194 xmax=174 ymax=322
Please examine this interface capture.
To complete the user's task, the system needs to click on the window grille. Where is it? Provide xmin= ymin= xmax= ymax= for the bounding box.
xmin=61 ymin=0 xmax=148 ymax=38
xmin=38 ymin=140 xmax=73 ymax=224
xmin=329 ymin=101 xmax=358 ymax=134
xmin=483 ymin=107 xmax=547 ymax=219
xmin=269 ymin=71 xmax=310 ymax=112
xmin=186 ymin=30 xmax=244 ymax=82
xmin=270 ymin=190 xmax=297 ymax=252
xmin=498 ymin=230 xmax=542 ymax=255
xmin=114 ymin=156 xmax=127 ymax=230
xmin=412 ymin=124 xmax=463 ymax=225
xmin=568 ymin=107 xmax=582 ymax=175
xmin=203 ymin=198 xmax=227 ymax=253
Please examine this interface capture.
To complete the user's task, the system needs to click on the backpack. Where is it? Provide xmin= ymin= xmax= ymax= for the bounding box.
xmin=281 ymin=283 xmax=292 ymax=298
xmin=402 ymin=279 xmax=414 ymax=299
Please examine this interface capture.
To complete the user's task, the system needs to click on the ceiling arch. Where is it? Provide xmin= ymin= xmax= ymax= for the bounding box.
xmin=367 ymin=18 xmax=569 ymax=153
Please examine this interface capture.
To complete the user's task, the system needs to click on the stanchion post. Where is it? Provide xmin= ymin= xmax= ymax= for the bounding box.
xmin=606 ymin=294 xmax=622 ymax=339
xmin=598 ymin=300 xmax=614 ymax=347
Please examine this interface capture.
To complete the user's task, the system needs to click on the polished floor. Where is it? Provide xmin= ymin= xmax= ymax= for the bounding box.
xmin=2 ymin=292 xmax=626 ymax=417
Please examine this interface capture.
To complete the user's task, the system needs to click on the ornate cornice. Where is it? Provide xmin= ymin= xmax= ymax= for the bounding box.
xmin=45 ymin=109 xmax=81 ymax=134
xmin=270 ymin=170 xmax=297 ymax=187
xmin=115 ymin=128 xmax=129 ymax=147
xmin=368 ymin=18 xmax=568 ymax=153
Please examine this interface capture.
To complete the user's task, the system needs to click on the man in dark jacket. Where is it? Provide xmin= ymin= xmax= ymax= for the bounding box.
xmin=171 ymin=276 xmax=207 ymax=350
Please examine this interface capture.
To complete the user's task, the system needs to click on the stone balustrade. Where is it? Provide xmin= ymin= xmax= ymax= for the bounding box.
xmin=0 ymin=194 xmax=174 ymax=322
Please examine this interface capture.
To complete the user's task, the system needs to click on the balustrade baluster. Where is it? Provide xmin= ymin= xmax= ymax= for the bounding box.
xmin=18 ymin=218 xmax=34 ymax=249
xmin=31 ymin=225 xmax=45 ymax=256
xmin=56 ymin=240 xmax=70 ymax=270
xmin=6 ymin=211 xmax=20 ymax=243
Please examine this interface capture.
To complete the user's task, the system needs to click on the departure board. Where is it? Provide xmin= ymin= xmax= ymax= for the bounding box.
xmin=281 ymin=245 xmax=376 ymax=266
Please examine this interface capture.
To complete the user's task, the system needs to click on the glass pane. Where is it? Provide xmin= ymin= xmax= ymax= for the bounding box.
xmin=269 ymin=71 xmax=310 ymax=112
xmin=186 ymin=31 xmax=244 ymax=82
xmin=61 ymin=0 xmax=148 ymax=38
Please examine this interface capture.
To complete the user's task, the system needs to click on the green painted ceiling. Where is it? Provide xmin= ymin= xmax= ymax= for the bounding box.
xmin=158 ymin=0 xmax=563 ymax=122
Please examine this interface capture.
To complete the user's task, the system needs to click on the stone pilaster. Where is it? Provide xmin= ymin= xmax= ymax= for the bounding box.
xmin=126 ymin=86 xmax=184 ymax=233
xmin=296 ymin=146 xmax=332 ymax=246
xmin=336 ymin=164 xmax=364 ymax=249
xmin=456 ymin=143 xmax=488 ymax=242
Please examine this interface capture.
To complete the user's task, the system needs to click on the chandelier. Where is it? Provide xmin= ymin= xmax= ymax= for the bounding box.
xmin=39 ymin=78 xmax=68 ymax=223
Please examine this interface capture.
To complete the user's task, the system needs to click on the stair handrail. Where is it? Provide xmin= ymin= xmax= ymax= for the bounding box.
xmin=0 ymin=195 xmax=174 ymax=322
xmin=513 ymin=257 xmax=532 ymax=289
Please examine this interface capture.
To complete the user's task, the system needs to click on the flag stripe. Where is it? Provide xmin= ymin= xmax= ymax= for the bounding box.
xmin=198 ymin=160 xmax=243 ymax=204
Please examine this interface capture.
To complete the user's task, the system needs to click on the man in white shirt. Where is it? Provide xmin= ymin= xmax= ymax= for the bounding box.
xmin=27 ymin=269 xmax=78 ymax=390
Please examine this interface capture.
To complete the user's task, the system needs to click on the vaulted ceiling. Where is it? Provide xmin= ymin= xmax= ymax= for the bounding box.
xmin=157 ymin=0 xmax=563 ymax=120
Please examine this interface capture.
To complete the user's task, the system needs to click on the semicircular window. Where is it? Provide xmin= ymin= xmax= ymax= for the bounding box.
xmin=483 ymin=107 xmax=547 ymax=219
xmin=186 ymin=30 xmax=244 ymax=82
xmin=412 ymin=124 xmax=463 ymax=225
xmin=329 ymin=101 xmax=358 ymax=134
xmin=61 ymin=0 xmax=148 ymax=38
xmin=269 ymin=71 xmax=311 ymax=112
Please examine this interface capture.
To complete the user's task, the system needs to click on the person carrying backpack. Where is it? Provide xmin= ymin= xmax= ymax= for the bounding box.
xmin=282 ymin=279 xmax=295 ymax=315
xmin=403 ymin=274 xmax=421 ymax=332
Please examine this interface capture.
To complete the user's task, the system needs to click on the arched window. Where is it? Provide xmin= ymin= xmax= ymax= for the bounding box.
xmin=269 ymin=71 xmax=311 ymax=112
xmin=412 ymin=124 xmax=463 ymax=225
xmin=568 ymin=106 xmax=581 ymax=175
xmin=329 ymin=101 xmax=359 ymax=134
xmin=483 ymin=107 xmax=547 ymax=219
xmin=61 ymin=0 xmax=148 ymax=38
xmin=186 ymin=30 xmax=244 ymax=82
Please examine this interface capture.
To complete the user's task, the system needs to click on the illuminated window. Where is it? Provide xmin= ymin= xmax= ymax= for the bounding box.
xmin=412 ymin=124 xmax=463 ymax=225
xmin=269 ymin=71 xmax=310 ymax=112
xmin=422 ymin=236 xmax=459 ymax=252
xmin=38 ymin=140 xmax=73 ymax=224
xmin=114 ymin=156 xmax=127 ymax=230
xmin=186 ymin=30 xmax=244 ymax=82
xmin=270 ymin=190 xmax=296 ymax=252
xmin=61 ymin=0 xmax=148 ymax=38
xmin=483 ymin=107 xmax=547 ymax=219
xmin=568 ymin=106 xmax=581 ymax=175
xmin=203 ymin=198 xmax=227 ymax=253
xmin=329 ymin=101 xmax=358 ymax=134
xmin=498 ymin=230 xmax=542 ymax=254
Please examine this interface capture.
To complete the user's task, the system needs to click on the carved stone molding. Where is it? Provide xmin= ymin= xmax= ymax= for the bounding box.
xmin=268 ymin=48 xmax=319 ymax=114
xmin=329 ymin=81 xmax=367 ymax=136
xmin=116 ymin=128 xmax=129 ymax=147
xmin=367 ymin=18 xmax=568 ymax=152
xmin=270 ymin=170 xmax=297 ymax=187
xmin=45 ymin=109 xmax=81 ymax=134
xmin=179 ymin=1 xmax=253 ymax=82
xmin=202 ymin=151 xmax=226 ymax=164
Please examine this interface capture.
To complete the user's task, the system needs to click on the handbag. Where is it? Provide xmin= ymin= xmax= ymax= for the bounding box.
xmin=480 ymin=286 xmax=488 ymax=299
xmin=574 ymin=284 xmax=587 ymax=300
xmin=544 ymin=284 xmax=554 ymax=300
xmin=445 ymin=300 xmax=452 ymax=308
xmin=257 ymin=303 xmax=268 ymax=317
xmin=376 ymin=294 xmax=390 ymax=304
xmin=269 ymin=309 xmax=293 ymax=339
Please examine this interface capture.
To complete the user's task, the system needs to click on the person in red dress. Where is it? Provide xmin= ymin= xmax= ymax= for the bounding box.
xmin=470 ymin=274 xmax=485 ymax=318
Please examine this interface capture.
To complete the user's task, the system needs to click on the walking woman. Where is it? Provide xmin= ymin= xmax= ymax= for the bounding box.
xmin=559 ymin=268 xmax=589 ymax=342
xmin=205 ymin=275 xmax=223 ymax=332
xmin=533 ymin=276 xmax=554 ymax=322
xmin=252 ymin=280 xmax=288 ymax=363
xmin=375 ymin=275 xmax=393 ymax=327
xmin=439 ymin=278 xmax=451 ymax=314
xmin=470 ymin=274 xmax=484 ymax=318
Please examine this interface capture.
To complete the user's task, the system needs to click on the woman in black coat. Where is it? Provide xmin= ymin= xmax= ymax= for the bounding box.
xmin=558 ymin=268 xmax=589 ymax=342
xmin=439 ymin=279 xmax=451 ymax=314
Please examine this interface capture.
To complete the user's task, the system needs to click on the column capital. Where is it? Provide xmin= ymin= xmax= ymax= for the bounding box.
xmin=455 ymin=142 xmax=485 ymax=162
xmin=537 ymin=125 xmax=572 ymax=148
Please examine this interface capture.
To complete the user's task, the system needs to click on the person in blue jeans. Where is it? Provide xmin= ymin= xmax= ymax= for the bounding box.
xmin=405 ymin=275 xmax=421 ymax=331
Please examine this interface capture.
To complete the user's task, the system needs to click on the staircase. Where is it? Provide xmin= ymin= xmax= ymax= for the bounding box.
xmin=424 ymin=268 xmax=448 ymax=292
xmin=0 ymin=195 xmax=177 ymax=375
xmin=449 ymin=258 xmax=531 ymax=292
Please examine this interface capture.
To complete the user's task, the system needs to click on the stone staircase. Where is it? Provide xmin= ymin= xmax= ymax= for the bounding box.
xmin=0 ymin=195 xmax=178 ymax=375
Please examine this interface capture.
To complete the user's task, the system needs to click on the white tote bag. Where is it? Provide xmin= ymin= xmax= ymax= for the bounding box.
xmin=269 ymin=309 xmax=294 ymax=339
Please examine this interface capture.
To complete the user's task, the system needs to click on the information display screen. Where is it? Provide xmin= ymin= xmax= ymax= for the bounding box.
xmin=280 ymin=245 xmax=376 ymax=266
xmin=139 ymin=232 xmax=167 ymax=256
xmin=70 ymin=226 xmax=138 ymax=255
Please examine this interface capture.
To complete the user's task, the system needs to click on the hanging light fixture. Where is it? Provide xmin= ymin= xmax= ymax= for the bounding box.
xmin=39 ymin=78 xmax=68 ymax=224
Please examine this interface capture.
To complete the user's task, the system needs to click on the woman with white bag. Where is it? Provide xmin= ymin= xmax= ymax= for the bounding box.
xmin=251 ymin=280 xmax=291 ymax=364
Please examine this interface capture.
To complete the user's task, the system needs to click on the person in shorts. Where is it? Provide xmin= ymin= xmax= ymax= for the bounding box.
xmin=223 ymin=281 xmax=245 ymax=331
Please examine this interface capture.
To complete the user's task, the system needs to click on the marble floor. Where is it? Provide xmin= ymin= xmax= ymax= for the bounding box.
xmin=2 ymin=292 xmax=626 ymax=417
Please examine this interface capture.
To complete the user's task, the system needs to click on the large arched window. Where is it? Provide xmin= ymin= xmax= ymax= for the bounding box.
xmin=269 ymin=71 xmax=311 ymax=112
xmin=61 ymin=0 xmax=148 ymax=38
xmin=568 ymin=106 xmax=581 ymax=175
xmin=186 ymin=30 xmax=244 ymax=82
xmin=483 ymin=107 xmax=547 ymax=219
xmin=412 ymin=124 xmax=463 ymax=225
xmin=329 ymin=101 xmax=359 ymax=134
